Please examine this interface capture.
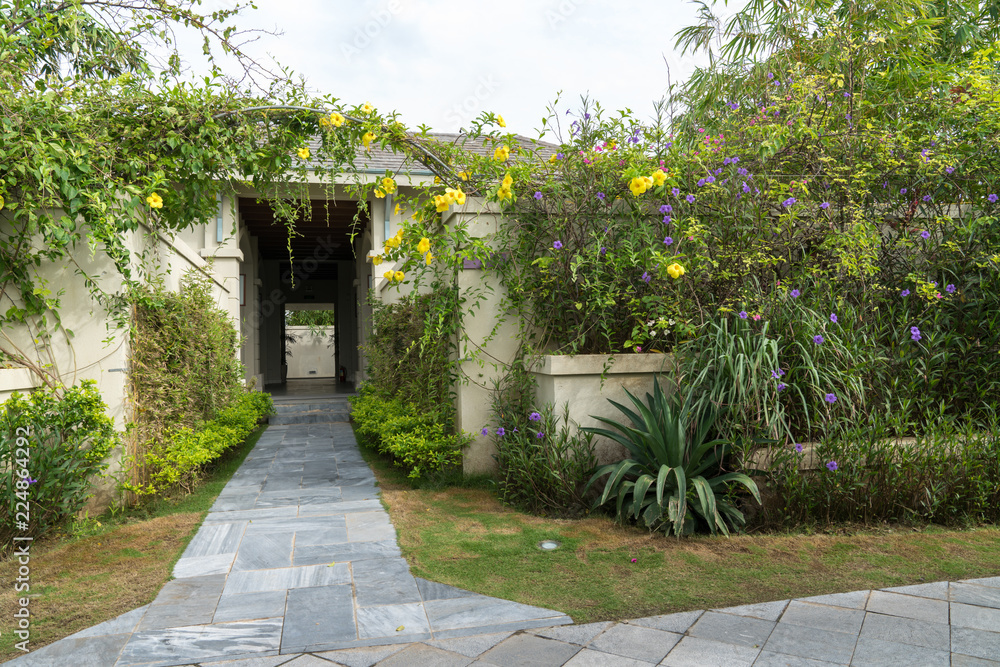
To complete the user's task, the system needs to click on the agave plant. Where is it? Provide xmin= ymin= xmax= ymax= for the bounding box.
xmin=583 ymin=377 xmax=761 ymax=536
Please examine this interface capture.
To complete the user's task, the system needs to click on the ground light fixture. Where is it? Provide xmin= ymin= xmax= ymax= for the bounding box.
xmin=537 ymin=540 xmax=561 ymax=551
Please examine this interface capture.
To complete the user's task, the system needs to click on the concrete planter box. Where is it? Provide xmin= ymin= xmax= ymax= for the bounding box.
xmin=528 ymin=353 xmax=674 ymax=465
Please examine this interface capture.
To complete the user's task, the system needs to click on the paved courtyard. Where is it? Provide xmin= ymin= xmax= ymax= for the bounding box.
xmin=5 ymin=397 xmax=1000 ymax=666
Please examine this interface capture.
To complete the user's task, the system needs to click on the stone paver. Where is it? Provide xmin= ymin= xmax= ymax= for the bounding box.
xmin=7 ymin=395 xmax=1000 ymax=667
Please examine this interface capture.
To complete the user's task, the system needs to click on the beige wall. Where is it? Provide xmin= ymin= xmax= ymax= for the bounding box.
xmin=286 ymin=326 xmax=336 ymax=378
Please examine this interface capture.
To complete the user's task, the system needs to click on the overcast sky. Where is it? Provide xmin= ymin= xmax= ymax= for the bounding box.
xmin=191 ymin=0 xmax=727 ymax=138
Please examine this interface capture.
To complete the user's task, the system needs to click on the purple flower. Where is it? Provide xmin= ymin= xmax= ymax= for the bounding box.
xmin=536 ymin=431 xmax=545 ymax=439
xmin=706 ymin=175 xmax=716 ymax=183
xmin=496 ymin=427 xmax=506 ymax=436
xmin=767 ymin=72 xmax=774 ymax=79
xmin=659 ymin=204 xmax=673 ymax=214
xmin=672 ymin=187 xmax=680 ymax=197
xmin=920 ymin=230 xmax=931 ymax=239
xmin=22 ymin=475 xmax=38 ymax=485
xmin=989 ymin=194 xmax=998 ymax=203
xmin=777 ymin=382 xmax=787 ymax=391
xmin=830 ymin=313 xmax=838 ymax=323
xmin=946 ymin=283 xmax=956 ymax=293
xmin=782 ymin=197 xmax=797 ymax=208
xmin=771 ymin=369 xmax=785 ymax=379
xmin=727 ymin=101 xmax=740 ymax=110
xmin=813 ymin=335 xmax=824 ymax=344
xmin=923 ymin=195 xmax=932 ymax=202
xmin=534 ymin=191 xmax=543 ymax=200
xmin=790 ymin=289 xmax=800 ymax=298
xmin=820 ymin=202 xmax=830 ymax=209
xmin=739 ymin=311 xmax=748 ymax=319
xmin=742 ymin=182 xmax=751 ymax=193
xmin=737 ymin=167 xmax=748 ymax=176
xmin=481 ymin=427 xmax=489 ymax=436
xmin=901 ymin=289 xmax=910 ymax=297
xmin=642 ymin=271 xmax=651 ymax=284
xmin=825 ymin=393 xmax=837 ymax=404
xmin=662 ymin=215 xmax=671 ymax=224
xmin=529 ymin=411 xmax=541 ymax=422
xmin=794 ymin=443 xmax=804 ymax=453
xmin=556 ymin=152 xmax=564 ymax=159
xmin=553 ymin=240 xmax=563 ymax=249
xmin=686 ymin=194 xmax=696 ymax=203
xmin=826 ymin=460 xmax=838 ymax=472
xmin=911 ymin=326 xmax=922 ymax=341
xmin=596 ymin=192 xmax=605 ymax=200
xmin=663 ymin=236 xmax=673 ymax=246
xmin=900 ymin=188 xmax=907 ymax=194
xmin=946 ymin=166 xmax=955 ymax=174
xmin=600 ymin=246 xmax=607 ymax=256
xmin=697 ymin=178 xmax=706 ymax=187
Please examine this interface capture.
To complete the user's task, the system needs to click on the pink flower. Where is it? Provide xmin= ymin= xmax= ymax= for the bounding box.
xmin=752 ymin=314 xmax=761 ymax=321
xmin=630 ymin=558 xmax=638 ymax=563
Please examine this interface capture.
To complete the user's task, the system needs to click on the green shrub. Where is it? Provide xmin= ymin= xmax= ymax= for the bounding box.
xmin=584 ymin=377 xmax=761 ymax=536
xmin=120 ymin=391 xmax=272 ymax=497
xmin=349 ymin=389 xmax=467 ymax=479
xmin=0 ymin=381 xmax=119 ymax=543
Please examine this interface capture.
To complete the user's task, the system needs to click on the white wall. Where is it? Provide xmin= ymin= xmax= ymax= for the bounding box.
xmin=286 ymin=326 xmax=336 ymax=378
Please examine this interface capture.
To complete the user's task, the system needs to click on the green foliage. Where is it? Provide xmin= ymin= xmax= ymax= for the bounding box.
xmin=584 ymin=378 xmax=761 ymax=536
xmin=120 ymin=391 xmax=272 ymax=497
xmin=0 ymin=380 xmax=118 ymax=543
xmin=350 ymin=389 xmax=468 ymax=480
xmin=285 ymin=310 xmax=336 ymax=327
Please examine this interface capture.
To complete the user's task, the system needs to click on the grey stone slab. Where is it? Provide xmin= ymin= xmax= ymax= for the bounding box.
xmin=152 ymin=573 xmax=227 ymax=604
xmin=137 ymin=596 xmax=220 ymax=630
xmin=211 ymin=495 xmax=261 ymax=512
xmin=430 ymin=616 xmax=573 ymax=640
xmin=298 ymin=500 xmax=383 ymax=516
xmin=293 ymin=540 xmax=400 ymax=566
xmin=64 ymin=605 xmax=148 ymax=639
xmin=314 ymin=643 xmax=406 ymax=667
xmin=417 ymin=577 xmax=480 ymax=601
xmin=951 ymin=582 xmax=1000 ymax=609
xmin=794 ymin=590 xmax=869 ymax=610
xmin=260 ymin=477 xmax=304 ymax=491
xmin=173 ymin=552 xmax=236 ymax=578
xmin=960 ymin=577 xmax=1000 ymax=590
xmin=204 ymin=507 xmax=299 ymax=523
xmin=864 ymin=590 xmax=948 ymax=624
xmin=531 ymin=622 xmax=613 ymax=646
xmin=352 ymin=558 xmax=421 ymax=606
xmin=952 ymin=601 xmax=1000 ymax=632
xmin=282 ymin=585 xmax=356 ymax=650
xmin=778 ymin=601 xmax=865 ymax=635
xmin=1 ymin=633 xmax=130 ymax=666
xmin=716 ymin=600 xmax=789 ymax=622
xmin=857 ymin=612 xmax=949 ymax=650
xmin=372 ymin=643 xmax=472 ymax=667
xmin=627 ymin=610 xmax=703 ymax=634
xmin=952 ymin=655 xmax=1000 ymax=667
xmin=292 ymin=526 xmax=350 ymax=547
xmin=762 ymin=624 xmax=856 ymax=664
xmin=661 ymin=636 xmax=760 ymax=667
xmin=478 ymin=633 xmax=581 ymax=666
xmin=283 ymin=632 xmax=428 ymax=655
xmin=213 ymin=590 xmax=288 ymax=623
xmin=278 ymin=656 xmax=345 ymax=667
xmin=346 ymin=512 xmax=397 ymax=542
xmin=425 ymin=632 xmax=515 ymax=657
xmin=339 ymin=486 xmax=381 ymax=501
xmin=116 ymin=618 xmax=283 ymax=666
xmin=224 ymin=562 xmax=351 ymax=594
xmin=752 ymin=651 xmax=846 ymax=666
xmin=232 ymin=531 xmax=295 ymax=571
xmin=563 ymin=648 xmax=656 ymax=666
xmin=880 ymin=581 xmax=949 ymax=600
xmin=244 ymin=516 xmax=347 ymax=535
xmin=356 ymin=603 xmax=430 ymax=639
xmin=200 ymin=656 xmax=292 ymax=667
xmin=183 ymin=522 xmax=249 ymax=558
xmin=424 ymin=596 xmax=568 ymax=632
xmin=588 ymin=623 xmax=681 ymax=662
xmin=689 ymin=611 xmax=776 ymax=648
xmin=851 ymin=637 xmax=949 ymax=666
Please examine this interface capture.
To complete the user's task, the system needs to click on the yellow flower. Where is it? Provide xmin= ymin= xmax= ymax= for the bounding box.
xmin=361 ymin=101 xmax=374 ymax=114
xmin=417 ymin=237 xmax=430 ymax=254
xmin=434 ymin=176 xmax=442 ymax=184
xmin=425 ymin=252 xmax=434 ymax=266
xmin=493 ymin=145 xmax=510 ymax=161
xmin=396 ymin=228 xmax=404 ymax=239
xmin=497 ymin=185 xmax=512 ymax=201
xmin=643 ymin=176 xmax=653 ymax=190
xmin=394 ymin=203 xmax=402 ymax=215
xmin=453 ymin=188 xmax=467 ymax=205
xmin=502 ymin=173 xmax=513 ymax=188
xmin=394 ymin=271 xmax=405 ymax=282
xmin=651 ymin=169 xmax=667 ymax=187
xmin=497 ymin=114 xmax=506 ymax=128
xmin=384 ymin=243 xmax=392 ymax=254
xmin=0 ymin=194 xmax=5 ymax=211
xmin=330 ymin=112 xmax=345 ymax=127
xmin=384 ymin=270 xmax=394 ymax=280
xmin=548 ymin=154 xmax=558 ymax=164
xmin=386 ymin=235 xmax=401 ymax=249
xmin=434 ymin=194 xmax=450 ymax=212
xmin=146 ymin=192 xmax=163 ymax=209
xmin=372 ymin=255 xmax=383 ymax=266
xmin=458 ymin=171 xmax=470 ymax=181
xmin=319 ymin=116 xmax=330 ymax=129
xmin=297 ymin=147 xmax=310 ymax=160
xmin=629 ymin=177 xmax=647 ymax=196
xmin=667 ymin=263 xmax=686 ymax=279
xmin=381 ymin=177 xmax=397 ymax=194
xmin=362 ymin=132 xmax=376 ymax=149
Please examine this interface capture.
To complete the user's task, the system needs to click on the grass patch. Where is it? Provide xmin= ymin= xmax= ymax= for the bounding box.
xmin=361 ymin=442 xmax=1000 ymax=623
xmin=0 ymin=426 xmax=265 ymax=661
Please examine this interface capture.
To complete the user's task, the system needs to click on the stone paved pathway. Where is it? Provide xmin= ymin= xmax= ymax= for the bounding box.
xmin=6 ymin=398 xmax=1000 ymax=666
